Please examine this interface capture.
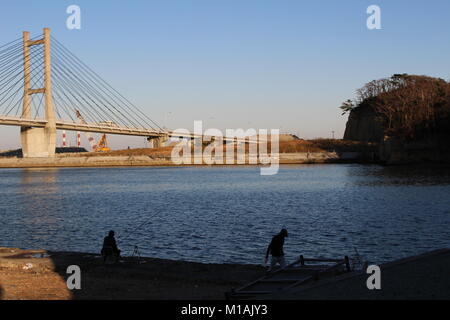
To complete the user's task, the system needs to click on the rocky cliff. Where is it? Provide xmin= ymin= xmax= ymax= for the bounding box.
xmin=342 ymin=74 xmax=450 ymax=164
xmin=343 ymin=104 xmax=384 ymax=143
xmin=344 ymin=107 xmax=450 ymax=164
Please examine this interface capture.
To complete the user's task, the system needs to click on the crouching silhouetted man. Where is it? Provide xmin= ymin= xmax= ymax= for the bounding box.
xmin=101 ymin=230 xmax=121 ymax=263
xmin=265 ymin=228 xmax=288 ymax=272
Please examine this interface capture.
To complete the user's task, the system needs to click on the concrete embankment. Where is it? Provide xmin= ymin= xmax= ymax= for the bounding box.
xmin=0 ymin=152 xmax=371 ymax=168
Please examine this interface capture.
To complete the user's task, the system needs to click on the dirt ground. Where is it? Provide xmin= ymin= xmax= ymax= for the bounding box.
xmin=3 ymin=247 xmax=449 ymax=300
xmin=0 ymin=247 xmax=264 ymax=300
xmin=270 ymin=248 xmax=450 ymax=300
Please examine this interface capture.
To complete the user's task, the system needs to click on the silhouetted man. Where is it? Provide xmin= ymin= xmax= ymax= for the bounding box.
xmin=101 ymin=230 xmax=121 ymax=263
xmin=265 ymin=228 xmax=288 ymax=271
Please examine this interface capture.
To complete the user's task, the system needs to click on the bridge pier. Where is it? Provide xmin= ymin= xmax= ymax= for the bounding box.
xmin=20 ymin=28 xmax=56 ymax=158
xmin=147 ymin=135 xmax=169 ymax=148
xmin=21 ymin=127 xmax=56 ymax=158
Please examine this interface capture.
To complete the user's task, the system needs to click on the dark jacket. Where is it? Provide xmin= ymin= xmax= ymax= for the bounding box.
xmin=102 ymin=235 xmax=120 ymax=254
xmin=266 ymin=233 xmax=285 ymax=258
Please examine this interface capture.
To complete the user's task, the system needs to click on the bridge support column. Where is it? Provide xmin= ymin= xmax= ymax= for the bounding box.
xmin=20 ymin=28 xmax=56 ymax=158
xmin=147 ymin=135 xmax=169 ymax=148
xmin=21 ymin=128 xmax=54 ymax=158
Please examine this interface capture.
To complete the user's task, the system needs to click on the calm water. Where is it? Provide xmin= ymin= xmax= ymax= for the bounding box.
xmin=0 ymin=164 xmax=449 ymax=265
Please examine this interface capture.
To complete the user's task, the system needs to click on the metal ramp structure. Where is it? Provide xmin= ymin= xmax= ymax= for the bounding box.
xmin=226 ymin=255 xmax=352 ymax=299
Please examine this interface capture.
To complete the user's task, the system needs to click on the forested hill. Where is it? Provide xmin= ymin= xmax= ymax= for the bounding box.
xmin=342 ymin=74 xmax=450 ymax=164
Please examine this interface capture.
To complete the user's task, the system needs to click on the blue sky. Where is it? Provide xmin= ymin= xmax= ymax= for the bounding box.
xmin=1 ymin=0 xmax=450 ymax=149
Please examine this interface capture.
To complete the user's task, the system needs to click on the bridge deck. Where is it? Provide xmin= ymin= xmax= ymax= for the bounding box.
xmin=0 ymin=116 xmax=256 ymax=142
xmin=0 ymin=115 xmax=168 ymax=137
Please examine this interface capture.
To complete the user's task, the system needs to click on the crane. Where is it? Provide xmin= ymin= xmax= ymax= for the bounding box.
xmin=96 ymin=133 xmax=110 ymax=152
xmin=74 ymin=110 xmax=111 ymax=152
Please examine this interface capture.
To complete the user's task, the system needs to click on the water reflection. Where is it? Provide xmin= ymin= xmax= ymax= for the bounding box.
xmin=20 ymin=168 xmax=59 ymax=192
xmin=347 ymin=164 xmax=450 ymax=186
xmin=17 ymin=169 xmax=62 ymax=248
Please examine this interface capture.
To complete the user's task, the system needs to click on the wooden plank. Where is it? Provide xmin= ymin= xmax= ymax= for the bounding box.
xmin=283 ymin=260 xmax=347 ymax=291
xmin=237 ymin=291 xmax=274 ymax=295
xmin=302 ymin=258 xmax=343 ymax=263
xmin=322 ymin=261 xmax=345 ymax=272
xmin=231 ymin=291 xmax=273 ymax=295
xmin=283 ymin=275 xmax=315 ymax=291
xmin=260 ymin=278 xmax=306 ymax=283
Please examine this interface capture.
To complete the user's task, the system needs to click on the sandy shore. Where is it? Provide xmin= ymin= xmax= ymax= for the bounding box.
xmin=0 ymin=247 xmax=264 ymax=300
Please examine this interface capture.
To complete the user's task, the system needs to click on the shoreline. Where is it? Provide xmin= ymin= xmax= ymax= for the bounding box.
xmin=0 ymin=247 xmax=264 ymax=300
xmin=1 ymin=247 xmax=449 ymax=300
xmin=0 ymin=151 xmax=374 ymax=169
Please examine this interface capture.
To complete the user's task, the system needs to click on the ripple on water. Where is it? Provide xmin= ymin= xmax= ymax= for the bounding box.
xmin=0 ymin=165 xmax=449 ymax=264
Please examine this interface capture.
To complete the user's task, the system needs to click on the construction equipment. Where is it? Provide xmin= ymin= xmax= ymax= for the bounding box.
xmin=75 ymin=110 xmax=111 ymax=152
xmin=96 ymin=133 xmax=110 ymax=152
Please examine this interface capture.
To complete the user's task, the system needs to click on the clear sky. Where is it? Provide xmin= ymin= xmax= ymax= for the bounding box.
xmin=1 ymin=0 xmax=450 ymax=149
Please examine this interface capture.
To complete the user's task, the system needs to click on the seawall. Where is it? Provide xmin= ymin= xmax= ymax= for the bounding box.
xmin=0 ymin=152 xmax=373 ymax=168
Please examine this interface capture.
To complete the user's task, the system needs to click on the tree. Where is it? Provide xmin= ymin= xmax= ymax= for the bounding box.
xmin=343 ymin=74 xmax=450 ymax=139
xmin=340 ymin=99 xmax=355 ymax=115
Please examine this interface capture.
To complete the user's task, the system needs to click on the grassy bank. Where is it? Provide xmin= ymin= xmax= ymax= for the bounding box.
xmin=0 ymin=139 xmax=376 ymax=158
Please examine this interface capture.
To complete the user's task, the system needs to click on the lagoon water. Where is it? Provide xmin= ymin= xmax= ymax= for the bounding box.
xmin=0 ymin=164 xmax=449 ymax=265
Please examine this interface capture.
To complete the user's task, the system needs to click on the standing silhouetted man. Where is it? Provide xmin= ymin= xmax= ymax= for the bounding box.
xmin=265 ymin=228 xmax=288 ymax=271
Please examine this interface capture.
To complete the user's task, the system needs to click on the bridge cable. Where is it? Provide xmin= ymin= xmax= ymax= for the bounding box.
xmin=52 ymin=54 xmax=140 ymax=129
xmin=51 ymin=37 xmax=162 ymax=130
xmin=52 ymin=36 xmax=164 ymax=131
xmin=0 ymin=49 xmax=45 ymax=115
xmin=51 ymin=43 xmax=153 ymax=130
xmin=52 ymin=61 xmax=117 ymax=125
xmin=3 ymin=54 xmax=46 ymax=117
xmin=51 ymin=48 xmax=140 ymax=128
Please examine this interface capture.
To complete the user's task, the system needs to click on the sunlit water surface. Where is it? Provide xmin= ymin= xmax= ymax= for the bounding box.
xmin=1 ymin=164 xmax=449 ymax=265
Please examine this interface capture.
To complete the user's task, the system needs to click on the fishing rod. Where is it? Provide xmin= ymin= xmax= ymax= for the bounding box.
xmin=117 ymin=210 xmax=163 ymax=256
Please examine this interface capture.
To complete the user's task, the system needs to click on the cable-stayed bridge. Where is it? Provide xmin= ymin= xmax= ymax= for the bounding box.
xmin=0 ymin=28 xmax=212 ymax=157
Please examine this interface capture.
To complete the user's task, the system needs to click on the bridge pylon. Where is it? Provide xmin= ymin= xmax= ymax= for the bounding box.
xmin=20 ymin=28 xmax=56 ymax=158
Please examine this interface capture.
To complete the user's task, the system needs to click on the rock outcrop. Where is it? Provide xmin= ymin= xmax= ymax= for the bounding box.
xmin=342 ymin=74 xmax=450 ymax=164
xmin=343 ymin=104 xmax=383 ymax=143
